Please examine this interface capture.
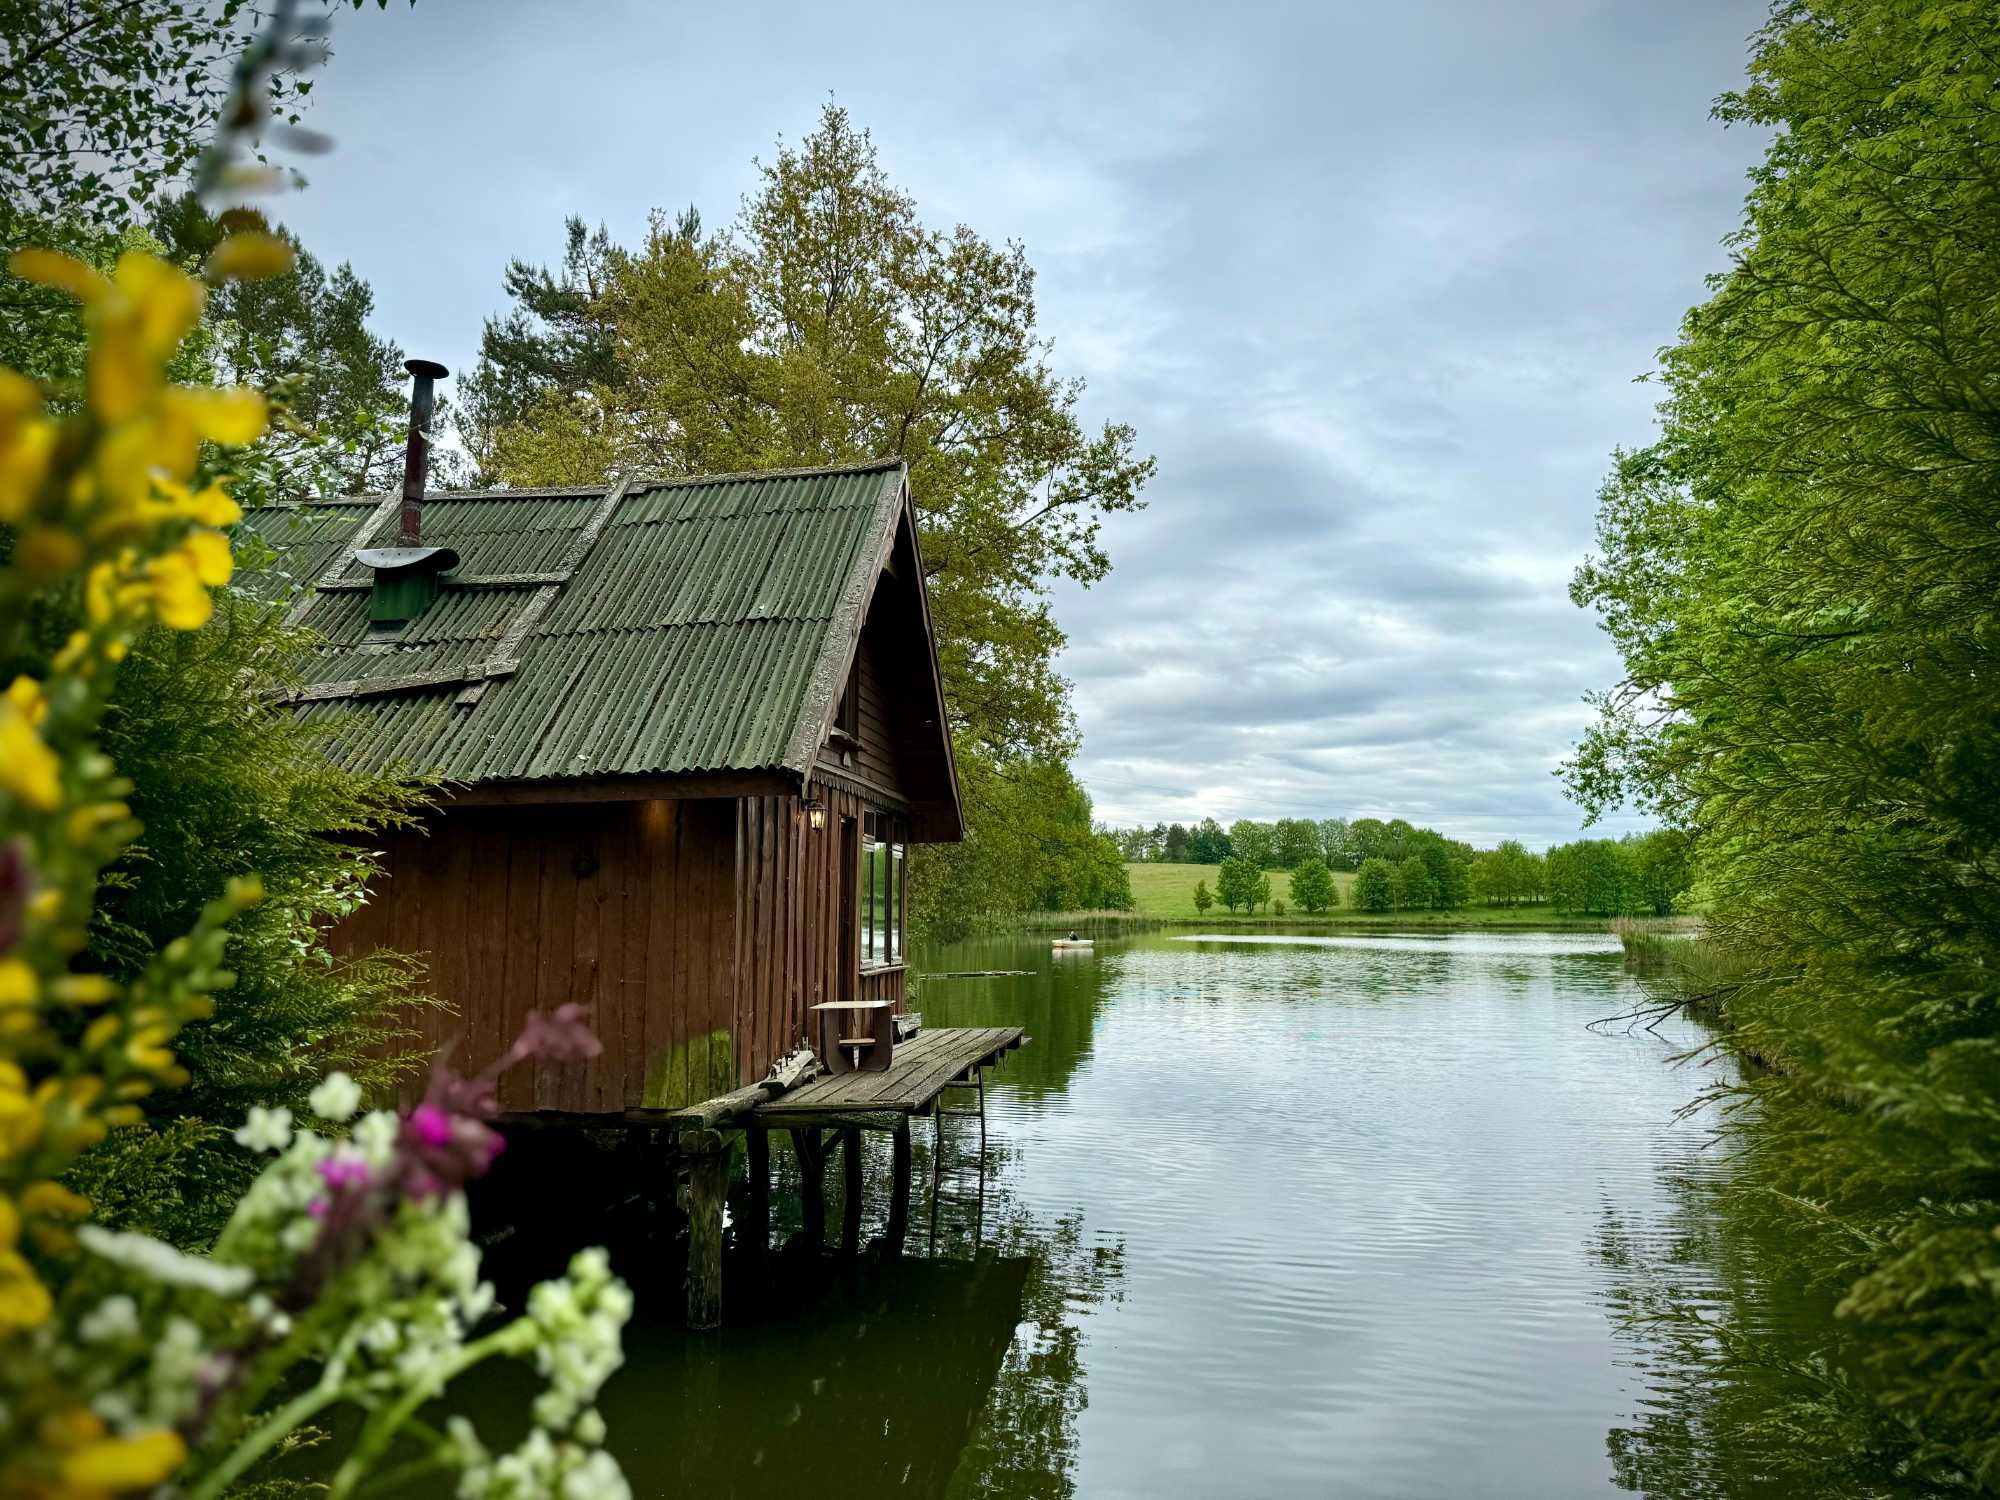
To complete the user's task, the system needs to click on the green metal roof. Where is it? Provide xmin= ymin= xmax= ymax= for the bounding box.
xmin=239 ymin=461 xmax=911 ymax=786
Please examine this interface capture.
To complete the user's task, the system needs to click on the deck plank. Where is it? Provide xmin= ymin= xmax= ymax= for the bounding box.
xmin=753 ymin=1026 xmax=1023 ymax=1122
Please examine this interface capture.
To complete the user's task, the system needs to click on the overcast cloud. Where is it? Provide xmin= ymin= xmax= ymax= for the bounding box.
xmin=276 ymin=0 xmax=1768 ymax=849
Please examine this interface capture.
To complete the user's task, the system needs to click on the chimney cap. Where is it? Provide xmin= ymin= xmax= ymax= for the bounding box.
xmin=357 ymin=545 xmax=460 ymax=576
xmin=405 ymin=358 xmax=449 ymax=381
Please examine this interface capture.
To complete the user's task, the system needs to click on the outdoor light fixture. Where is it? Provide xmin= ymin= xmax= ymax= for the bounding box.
xmin=805 ymin=799 xmax=827 ymax=831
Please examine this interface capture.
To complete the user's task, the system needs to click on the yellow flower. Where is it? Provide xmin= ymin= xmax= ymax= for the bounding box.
xmin=58 ymin=1428 xmax=187 ymax=1492
xmin=0 ymin=710 xmax=61 ymax=811
xmin=49 ymin=973 xmax=119 ymax=1007
xmin=0 ymin=369 xmax=54 ymax=524
xmin=5 ymin=675 xmax=46 ymax=725
xmin=206 ymin=231 xmax=296 ymax=282
xmin=160 ymin=384 xmax=266 ymax=452
xmin=145 ymin=549 xmax=213 ymax=631
xmin=7 ymin=248 xmax=111 ymax=305
xmin=0 ymin=1246 xmax=51 ymax=1333
xmin=19 ymin=1181 xmax=89 ymax=1219
xmin=183 ymin=529 xmax=233 ymax=587
xmin=87 ymin=256 xmax=205 ymax=425
xmin=0 ymin=959 xmax=35 ymax=1008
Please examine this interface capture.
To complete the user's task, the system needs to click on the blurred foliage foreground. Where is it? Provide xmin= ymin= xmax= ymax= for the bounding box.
xmin=0 ymin=238 xmax=633 ymax=1499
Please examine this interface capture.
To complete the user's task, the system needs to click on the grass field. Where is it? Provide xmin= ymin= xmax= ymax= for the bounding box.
xmin=1010 ymin=862 xmax=1597 ymax=931
xmin=1124 ymin=862 xmax=1354 ymax=916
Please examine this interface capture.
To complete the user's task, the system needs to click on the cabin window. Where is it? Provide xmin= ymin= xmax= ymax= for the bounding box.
xmin=859 ymin=812 xmax=906 ymax=969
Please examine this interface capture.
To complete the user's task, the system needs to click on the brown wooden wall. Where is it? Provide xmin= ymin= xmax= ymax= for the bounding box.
xmin=329 ymin=798 xmax=736 ymax=1113
xmin=331 ymin=788 xmax=907 ymax=1113
xmin=734 ymin=785 xmax=905 ymax=1088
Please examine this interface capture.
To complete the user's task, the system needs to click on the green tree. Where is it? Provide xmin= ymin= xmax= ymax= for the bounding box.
xmin=1348 ymin=817 xmax=1391 ymax=864
xmin=0 ymin=0 xmax=367 ymax=231
xmin=1187 ymin=816 xmax=1230 ymax=863
xmin=1250 ymin=871 xmax=1272 ymax=914
xmin=148 ymin=196 xmax=423 ymax=503
xmin=1393 ymin=855 xmax=1435 ymax=911
xmin=1227 ymin=819 xmax=1274 ymax=869
xmin=1353 ymin=857 xmax=1394 ymax=912
xmin=1162 ymin=821 xmax=1191 ymax=862
xmin=1568 ymin=11 xmax=2000 ymax=1472
xmin=464 ymin=107 xmax=1152 ymax=931
xmin=1216 ymin=856 xmax=1258 ymax=914
xmin=1193 ymin=879 xmax=1212 ymax=915
xmin=1288 ymin=856 xmax=1336 ymax=914
xmin=41 ymin=591 xmax=431 ymax=1245
xmin=1317 ymin=816 xmax=1355 ymax=869
xmin=1271 ymin=817 xmax=1319 ymax=868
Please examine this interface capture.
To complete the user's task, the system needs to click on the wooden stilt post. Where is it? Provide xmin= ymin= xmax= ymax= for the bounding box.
xmin=745 ymin=1127 xmax=770 ymax=1256
xmin=680 ymin=1128 xmax=729 ymax=1331
xmin=790 ymin=1127 xmax=825 ymax=1248
xmin=886 ymin=1121 xmax=912 ymax=1257
xmin=928 ymin=1106 xmax=947 ymax=1254
xmin=840 ymin=1127 xmax=863 ymax=1255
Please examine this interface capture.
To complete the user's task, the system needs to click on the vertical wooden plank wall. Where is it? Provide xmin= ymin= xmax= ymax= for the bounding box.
xmin=732 ymin=787 xmax=907 ymax=1086
xmin=328 ymin=799 xmax=738 ymax=1113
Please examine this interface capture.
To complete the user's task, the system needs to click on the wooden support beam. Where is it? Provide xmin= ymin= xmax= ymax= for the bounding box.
xmin=886 ymin=1122 xmax=912 ymax=1257
xmin=683 ymin=1135 xmax=730 ymax=1331
xmin=756 ymin=1108 xmax=907 ymax=1134
xmin=791 ymin=1128 xmax=825 ymax=1248
xmin=840 ymin=1128 xmax=864 ymax=1256
xmin=746 ymin=1128 xmax=770 ymax=1255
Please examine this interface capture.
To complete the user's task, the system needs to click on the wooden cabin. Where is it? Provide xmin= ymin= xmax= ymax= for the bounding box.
xmin=247 ymin=458 xmax=962 ymax=1114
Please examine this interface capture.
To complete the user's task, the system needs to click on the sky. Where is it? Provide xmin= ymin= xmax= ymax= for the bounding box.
xmin=275 ymin=0 xmax=1771 ymax=850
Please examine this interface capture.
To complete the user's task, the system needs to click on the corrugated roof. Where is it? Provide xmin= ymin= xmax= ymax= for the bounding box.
xmin=239 ymin=461 xmax=908 ymax=785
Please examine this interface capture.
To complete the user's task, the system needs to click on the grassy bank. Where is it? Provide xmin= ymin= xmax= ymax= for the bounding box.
xmin=1012 ymin=862 xmax=1605 ymax=933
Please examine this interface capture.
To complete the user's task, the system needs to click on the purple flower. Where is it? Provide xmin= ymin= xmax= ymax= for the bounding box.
xmin=318 ymin=1156 xmax=371 ymax=1190
xmin=516 ymin=1003 xmax=604 ymax=1065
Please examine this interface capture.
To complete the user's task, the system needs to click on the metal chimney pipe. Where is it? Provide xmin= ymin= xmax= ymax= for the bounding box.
xmin=399 ymin=358 xmax=449 ymax=544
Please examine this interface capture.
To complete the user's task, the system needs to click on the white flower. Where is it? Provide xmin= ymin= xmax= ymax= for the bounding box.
xmin=560 ymin=1449 xmax=630 ymax=1500
xmin=280 ymin=1216 xmax=320 ymax=1254
xmin=77 ymin=1226 xmax=254 ymax=1297
xmin=308 ymin=1071 xmax=362 ymax=1121
xmin=78 ymin=1294 xmax=139 ymax=1343
xmin=361 ymin=1319 xmax=401 ymax=1355
xmin=90 ymin=1390 xmax=138 ymax=1432
xmin=354 ymin=1109 xmax=399 ymax=1166
xmin=573 ymin=1408 xmax=606 ymax=1446
xmin=234 ymin=1104 xmax=293 ymax=1153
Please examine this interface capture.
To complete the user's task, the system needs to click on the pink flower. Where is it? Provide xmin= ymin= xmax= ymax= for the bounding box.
xmin=319 ymin=1156 xmax=371 ymax=1190
xmin=410 ymin=1104 xmax=452 ymax=1148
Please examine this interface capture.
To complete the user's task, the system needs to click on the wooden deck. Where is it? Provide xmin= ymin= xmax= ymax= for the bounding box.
xmin=750 ymin=1025 xmax=1024 ymax=1130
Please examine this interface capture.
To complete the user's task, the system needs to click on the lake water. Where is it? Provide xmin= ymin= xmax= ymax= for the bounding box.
xmin=463 ymin=928 xmax=1813 ymax=1498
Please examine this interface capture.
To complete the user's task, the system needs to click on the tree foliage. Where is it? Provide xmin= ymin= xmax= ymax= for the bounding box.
xmin=1288 ymin=857 xmax=1336 ymax=914
xmin=462 ymin=107 xmax=1152 ymax=928
xmin=1350 ymin=859 xmax=1391 ymax=912
xmin=1568 ymin=1 xmax=2000 ymax=1485
xmin=1216 ymin=856 xmax=1260 ymax=914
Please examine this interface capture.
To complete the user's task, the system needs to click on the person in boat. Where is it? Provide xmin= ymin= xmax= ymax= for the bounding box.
xmin=1067 ymin=930 xmax=1080 ymax=941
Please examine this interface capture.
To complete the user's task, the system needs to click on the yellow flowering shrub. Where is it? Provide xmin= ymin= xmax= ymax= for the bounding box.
xmin=0 ymin=241 xmax=277 ymax=1493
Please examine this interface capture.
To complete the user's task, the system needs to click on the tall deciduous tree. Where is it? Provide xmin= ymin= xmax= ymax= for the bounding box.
xmin=1572 ymin=13 xmax=2000 ymax=1469
xmin=465 ymin=107 xmax=1151 ymax=931
xmin=1289 ymin=857 xmax=1336 ymax=914
xmin=1354 ymin=858 xmax=1394 ymax=912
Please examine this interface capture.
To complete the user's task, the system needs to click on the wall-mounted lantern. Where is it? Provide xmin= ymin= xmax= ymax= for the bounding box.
xmin=804 ymin=798 xmax=827 ymax=831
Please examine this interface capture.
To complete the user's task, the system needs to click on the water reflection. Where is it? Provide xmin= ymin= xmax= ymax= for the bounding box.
xmin=433 ymin=929 xmax=1809 ymax=1499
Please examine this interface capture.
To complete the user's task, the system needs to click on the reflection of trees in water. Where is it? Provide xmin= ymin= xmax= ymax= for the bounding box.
xmin=913 ymin=937 xmax=1112 ymax=1101
xmin=1594 ymin=1159 xmax=1853 ymax=1500
xmin=944 ymin=1209 xmax=1125 ymax=1500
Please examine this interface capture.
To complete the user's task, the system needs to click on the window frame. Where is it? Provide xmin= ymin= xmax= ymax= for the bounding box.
xmin=858 ymin=810 xmax=907 ymax=973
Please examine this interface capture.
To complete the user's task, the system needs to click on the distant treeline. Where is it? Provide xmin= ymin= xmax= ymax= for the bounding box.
xmin=1112 ymin=816 xmax=1690 ymax=916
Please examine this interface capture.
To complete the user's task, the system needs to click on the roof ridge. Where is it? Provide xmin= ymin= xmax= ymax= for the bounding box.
xmin=623 ymin=457 xmax=904 ymax=491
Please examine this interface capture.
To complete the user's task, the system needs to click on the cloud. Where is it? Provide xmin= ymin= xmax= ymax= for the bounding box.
xmin=279 ymin=0 xmax=1766 ymax=850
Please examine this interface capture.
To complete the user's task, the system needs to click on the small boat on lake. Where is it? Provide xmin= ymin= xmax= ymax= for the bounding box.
xmin=1051 ymin=937 xmax=1094 ymax=951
